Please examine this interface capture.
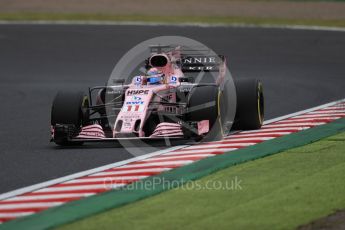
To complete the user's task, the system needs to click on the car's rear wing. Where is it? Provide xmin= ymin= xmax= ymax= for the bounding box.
xmin=148 ymin=44 xmax=225 ymax=73
xmin=181 ymin=55 xmax=225 ymax=72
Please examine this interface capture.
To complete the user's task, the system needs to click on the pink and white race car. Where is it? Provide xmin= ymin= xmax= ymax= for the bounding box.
xmin=51 ymin=45 xmax=264 ymax=145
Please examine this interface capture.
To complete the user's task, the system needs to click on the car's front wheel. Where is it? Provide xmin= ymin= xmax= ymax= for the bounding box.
xmin=187 ymin=85 xmax=223 ymax=141
xmin=51 ymin=91 xmax=89 ymax=146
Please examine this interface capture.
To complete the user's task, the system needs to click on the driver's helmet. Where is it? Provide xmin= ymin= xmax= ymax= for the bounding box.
xmin=147 ymin=68 xmax=164 ymax=85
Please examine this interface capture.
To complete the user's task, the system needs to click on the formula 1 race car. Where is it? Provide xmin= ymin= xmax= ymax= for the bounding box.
xmin=51 ymin=45 xmax=264 ymax=145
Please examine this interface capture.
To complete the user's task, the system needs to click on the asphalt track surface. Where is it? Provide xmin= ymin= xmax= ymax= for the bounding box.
xmin=0 ymin=24 xmax=344 ymax=194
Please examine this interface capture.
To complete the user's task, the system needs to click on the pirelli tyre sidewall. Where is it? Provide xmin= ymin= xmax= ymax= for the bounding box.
xmin=187 ymin=85 xmax=224 ymax=141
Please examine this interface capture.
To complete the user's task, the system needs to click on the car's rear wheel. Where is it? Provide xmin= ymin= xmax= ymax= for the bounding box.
xmin=51 ymin=91 xmax=89 ymax=145
xmin=187 ymin=85 xmax=223 ymax=141
xmin=233 ymin=78 xmax=264 ymax=130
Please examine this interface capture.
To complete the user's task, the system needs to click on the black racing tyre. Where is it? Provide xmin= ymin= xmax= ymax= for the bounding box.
xmin=187 ymin=85 xmax=223 ymax=141
xmin=51 ymin=91 xmax=89 ymax=127
xmin=233 ymin=78 xmax=264 ymax=130
xmin=51 ymin=91 xmax=89 ymax=146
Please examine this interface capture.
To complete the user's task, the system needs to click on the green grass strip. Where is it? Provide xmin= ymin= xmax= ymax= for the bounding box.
xmin=1 ymin=118 xmax=345 ymax=230
xmin=56 ymin=130 xmax=345 ymax=230
xmin=0 ymin=13 xmax=344 ymax=28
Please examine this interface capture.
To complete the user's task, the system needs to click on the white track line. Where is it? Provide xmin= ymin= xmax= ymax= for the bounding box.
xmin=264 ymin=122 xmax=325 ymax=128
xmin=225 ymin=137 xmax=275 ymax=141
xmin=63 ymin=176 xmax=146 ymax=184
xmin=120 ymin=162 xmax=191 ymax=167
xmin=0 ymin=20 xmax=344 ymax=32
xmin=241 ymin=127 xmax=309 ymax=133
xmin=168 ymin=149 xmax=237 ymax=154
xmin=293 ymin=114 xmax=344 ymax=119
xmin=154 ymin=153 xmax=214 ymax=158
xmin=319 ymin=108 xmax=345 ymax=112
xmin=0 ymin=202 xmax=63 ymax=210
xmin=308 ymin=110 xmax=345 ymax=114
xmin=173 ymin=148 xmax=237 ymax=153
xmin=228 ymin=132 xmax=291 ymax=137
xmin=203 ymin=139 xmax=264 ymax=144
xmin=113 ymin=165 xmax=172 ymax=170
xmin=142 ymin=154 xmax=214 ymax=161
xmin=0 ymin=212 xmax=34 ymax=218
xmin=162 ymin=151 xmax=223 ymax=155
xmin=5 ymin=193 xmax=94 ymax=201
xmin=90 ymin=168 xmax=170 ymax=176
xmin=141 ymin=159 xmax=194 ymax=164
xmin=281 ymin=118 xmax=339 ymax=122
xmin=35 ymin=184 xmax=124 ymax=193
xmin=0 ymin=98 xmax=344 ymax=202
xmin=182 ymin=143 xmax=254 ymax=149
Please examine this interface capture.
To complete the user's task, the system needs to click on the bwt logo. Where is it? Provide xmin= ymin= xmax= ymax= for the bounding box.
xmin=127 ymin=90 xmax=149 ymax=95
xmin=126 ymin=101 xmax=144 ymax=105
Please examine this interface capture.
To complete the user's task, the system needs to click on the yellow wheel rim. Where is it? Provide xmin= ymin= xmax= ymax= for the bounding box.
xmin=257 ymin=82 xmax=264 ymax=125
